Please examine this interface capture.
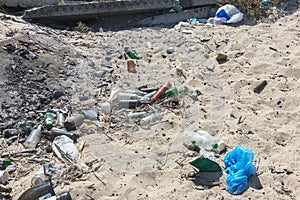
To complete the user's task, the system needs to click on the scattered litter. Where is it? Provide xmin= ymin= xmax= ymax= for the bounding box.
xmin=189 ymin=156 xmax=222 ymax=172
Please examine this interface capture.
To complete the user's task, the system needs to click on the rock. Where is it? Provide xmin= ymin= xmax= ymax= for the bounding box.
xmin=166 ymin=47 xmax=174 ymax=54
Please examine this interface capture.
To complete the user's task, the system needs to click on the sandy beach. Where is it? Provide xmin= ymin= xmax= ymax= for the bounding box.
xmin=0 ymin=2 xmax=299 ymax=199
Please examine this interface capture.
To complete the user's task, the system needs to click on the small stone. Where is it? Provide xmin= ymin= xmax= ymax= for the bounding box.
xmin=53 ymin=90 xmax=64 ymax=99
xmin=188 ymin=46 xmax=199 ymax=52
xmin=94 ymin=70 xmax=106 ymax=78
xmin=166 ymin=47 xmax=174 ymax=54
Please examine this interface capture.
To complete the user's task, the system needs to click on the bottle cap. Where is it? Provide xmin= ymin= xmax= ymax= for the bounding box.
xmin=212 ymin=142 xmax=218 ymax=149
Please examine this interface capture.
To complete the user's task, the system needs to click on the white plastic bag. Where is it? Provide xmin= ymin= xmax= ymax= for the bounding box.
xmin=212 ymin=4 xmax=244 ymax=24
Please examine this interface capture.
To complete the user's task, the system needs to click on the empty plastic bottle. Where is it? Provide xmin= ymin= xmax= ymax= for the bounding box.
xmin=118 ymin=100 xmax=143 ymax=109
xmin=18 ymin=182 xmax=55 ymax=200
xmin=44 ymin=192 xmax=72 ymax=200
xmin=140 ymin=112 xmax=166 ymax=129
xmin=183 ymin=129 xmax=218 ymax=152
xmin=24 ymin=124 xmax=43 ymax=148
xmin=52 ymin=135 xmax=79 ymax=164
xmin=81 ymin=109 xmax=98 ymax=121
xmin=31 ymin=166 xmax=49 ymax=187
xmin=127 ymin=112 xmax=150 ymax=121
xmin=117 ymin=92 xmax=143 ymax=100
xmin=56 ymin=113 xmax=66 ymax=128
xmin=0 ymin=169 xmax=9 ymax=184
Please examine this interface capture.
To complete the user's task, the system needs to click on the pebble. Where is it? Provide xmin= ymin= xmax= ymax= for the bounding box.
xmin=166 ymin=47 xmax=174 ymax=54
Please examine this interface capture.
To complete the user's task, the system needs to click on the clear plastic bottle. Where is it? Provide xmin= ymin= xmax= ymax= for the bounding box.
xmin=140 ymin=112 xmax=166 ymax=129
xmin=44 ymin=192 xmax=72 ymax=200
xmin=56 ymin=113 xmax=66 ymax=128
xmin=24 ymin=124 xmax=43 ymax=148
xmin=127 ymin=112 xmax=149 ymax=121
xmin=18 ymin=182 xmax=55 ymax=200
xmin=31 ymin=166 xmax=49 ymax=187
xmin=183 ymin=130 xmax=218 ymax=151
xmin=52 ymin=135 xmax=79 ymax=164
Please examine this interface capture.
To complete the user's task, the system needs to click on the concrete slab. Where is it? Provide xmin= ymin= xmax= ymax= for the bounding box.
xmin=180 ymin=0 xmax=216 ymax=9
xmin=0 ymin=0 xmax=59 ymax=8
xmin=138 ymin=6 xmax=214 ymax=26
xmin=23 ymin=0 xmax=177 ymax=21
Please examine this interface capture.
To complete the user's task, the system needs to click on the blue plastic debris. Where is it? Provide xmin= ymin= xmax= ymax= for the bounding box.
xmin=224 ymin=146 xmax=256 ymax=195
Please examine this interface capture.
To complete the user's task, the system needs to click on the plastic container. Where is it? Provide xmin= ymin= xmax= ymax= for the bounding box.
xmin=56 ymin=113 xmax=66 ymax=128
xmin=140 ymin=112 xmax=165 ymax=129
xmin=31 ymin=166 xmax=49 ymax=187
xmin=183 ymin=130 xmax=218 ymax=152
xmin=81 ymin=109 xmax=98 ymax=121
xmin=52 ymin=135 xmax=79 ymax=163
xmin=117 ymin=92 xmax=142 ymax=100
xmin=64 ymin=114 xmax=84 ymax=131
xmin=24 ymin=124 xmax=43 ymax=148
xmin=118 ymin=100 xmax=142 ymax=109
xmin=127 ymin=112 xmax=150 ymax=121
xmin=101 ymin=102 xmax=111 ymax=115
xmin=152 ymin=82 xmax=171 ymax=102
xmin=0 ymin=170 xmax=9 ymax=184
xmin=18 ymin=182 xmax=55 ymax=200
xmin=44 ymin=192 xmax=72 ymax=200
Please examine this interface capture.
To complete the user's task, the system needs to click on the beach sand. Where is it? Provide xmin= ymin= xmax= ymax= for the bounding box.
xmin=0 ymin=5 xmax=299 ymax=200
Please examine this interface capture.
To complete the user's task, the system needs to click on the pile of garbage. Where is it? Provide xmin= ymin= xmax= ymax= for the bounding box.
xmin=0 ymin=46 xmax=199 ymax=199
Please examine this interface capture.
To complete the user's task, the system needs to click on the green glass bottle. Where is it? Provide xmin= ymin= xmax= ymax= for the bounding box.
xmin=44 ymin=113 xmax=54 ymax=130
xmin=160 ymin=86 xmax=188 ymax=98
xmin=124 ymin=47 xmax=139 ymax=59
xmin=0 ymin=158 xmax=11 ymax=165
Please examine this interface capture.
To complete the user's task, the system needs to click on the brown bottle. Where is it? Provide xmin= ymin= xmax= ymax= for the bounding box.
xmin=44 ymin=127 xmax=79 ymax=142
xmin=18 ymin=182 xmax=55 ymax=200
xmin=64 ymin=114 xmax=84 ymax=131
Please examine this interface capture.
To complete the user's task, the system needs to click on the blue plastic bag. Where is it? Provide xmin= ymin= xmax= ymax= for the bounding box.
xmin=224 ymin=146 xmax=256 ymax=194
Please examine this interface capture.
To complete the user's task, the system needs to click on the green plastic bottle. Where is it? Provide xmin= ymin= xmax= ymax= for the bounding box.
xmin=124 ymin=47 xmax=139 ymax=59
xmin=44 ymin=113 xmax=54 ymax=130
xmin=0 ymin=158 xmax=11 ymax=165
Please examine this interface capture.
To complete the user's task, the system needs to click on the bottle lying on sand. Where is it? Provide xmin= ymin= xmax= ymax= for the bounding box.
xmin=183 ymin=129 xmax=218 ymax=152
xmin=18 ymin=182 xmax=55 ymax=200
xmin=24 ymin=124 xmax=43 ymax=148
xmin=44 ymin=192 xmax=72 ymax=200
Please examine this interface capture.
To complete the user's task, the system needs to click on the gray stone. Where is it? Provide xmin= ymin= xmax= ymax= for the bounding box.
xmin=166 ymin=47 xmax=175 ymax=54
